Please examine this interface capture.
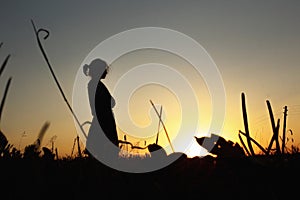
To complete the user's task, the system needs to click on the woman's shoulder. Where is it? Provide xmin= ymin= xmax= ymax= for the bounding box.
xmin=96 ymin=81 xmax=106 ymax=89
xmin=96 ymin=81 xmax=111 ymax=94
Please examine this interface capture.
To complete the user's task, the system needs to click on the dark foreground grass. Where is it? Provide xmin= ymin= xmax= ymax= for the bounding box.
xmin=1 ymin=153 xmax=300 ymax=199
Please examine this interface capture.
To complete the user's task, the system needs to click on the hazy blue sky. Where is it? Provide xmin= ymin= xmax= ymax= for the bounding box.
xmin=1 ymin=0 xmax=300 ymax=157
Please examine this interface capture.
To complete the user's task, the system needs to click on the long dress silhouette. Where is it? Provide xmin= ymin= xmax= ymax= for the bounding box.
xmin=83 ymin=58 xmax=119 ymax=159
xmin=94 ymin=80 xmax=119 ymax=147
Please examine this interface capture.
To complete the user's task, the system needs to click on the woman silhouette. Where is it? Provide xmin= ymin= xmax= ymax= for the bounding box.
xmin=83 ymin=58 xmax=119 ymax=158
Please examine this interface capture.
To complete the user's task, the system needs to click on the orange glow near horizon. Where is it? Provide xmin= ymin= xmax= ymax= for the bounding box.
xmin=2 ymin=48 xmax=300 ymax=159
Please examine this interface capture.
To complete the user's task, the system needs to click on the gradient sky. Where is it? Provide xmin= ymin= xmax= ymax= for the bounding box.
xmin=1 ymin=0 xmax=300 ymax=158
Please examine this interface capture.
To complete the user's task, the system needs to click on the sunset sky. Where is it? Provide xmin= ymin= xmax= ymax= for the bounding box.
xmin=1 ymin=0 xmax=300 ymax=158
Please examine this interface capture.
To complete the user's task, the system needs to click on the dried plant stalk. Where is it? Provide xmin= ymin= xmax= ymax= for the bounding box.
xmin=241 ymin=92 xmax=255 ymax=155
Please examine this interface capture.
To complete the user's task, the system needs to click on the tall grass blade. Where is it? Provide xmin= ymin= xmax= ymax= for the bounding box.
xmin=239 ymin=130 xmax=268 ymax=155
xmin=76 ymin=135 xmax=82 ymax=158
xmin=238 ymin=132 xmax=251 ymax=156
xmin=31 ymin=19 xmax=87 ymax=139
xmin=150 ymin=100 xmax=174 ymax=153
xmin=0 ymin=54 xmax=10 ymax=77
xmin=35 ymin=121 xmax=50 ymax=150
xmin=156 ymin=105 xmax=162 ymax=145
xmin=0 ymin=77 xmax=12 ymax=124
xmin=0 ymin=130 xmax=8 ymax=153
xmin=282 ymin=106 xmax=288 ymax=154
xmin=266 ymin=100 xmax=281 ymax=154
xmin=241 ymin=92 xmax=255 ymax=155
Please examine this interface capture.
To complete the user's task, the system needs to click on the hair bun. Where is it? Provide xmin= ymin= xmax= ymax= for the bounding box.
xmin=83 ymin=64 xmax=89 ymax=76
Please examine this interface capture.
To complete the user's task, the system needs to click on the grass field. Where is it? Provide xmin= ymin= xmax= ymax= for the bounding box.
xmin=1 ymin=148 xmax=300 ymax=199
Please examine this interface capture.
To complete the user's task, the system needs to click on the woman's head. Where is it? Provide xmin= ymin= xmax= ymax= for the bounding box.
xmin=83 ymin=58 xmax=109 ymax=79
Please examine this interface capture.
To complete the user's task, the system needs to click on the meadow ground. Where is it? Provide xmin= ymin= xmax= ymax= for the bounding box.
xmin=1 ymin=153 xmax=299 ymax=199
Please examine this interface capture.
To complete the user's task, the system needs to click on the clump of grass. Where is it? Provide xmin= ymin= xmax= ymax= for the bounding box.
xmin=239 ymin=92 xmax=297 ymax=157
xmin=0 ymin=43 xmax=14 ymax=158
